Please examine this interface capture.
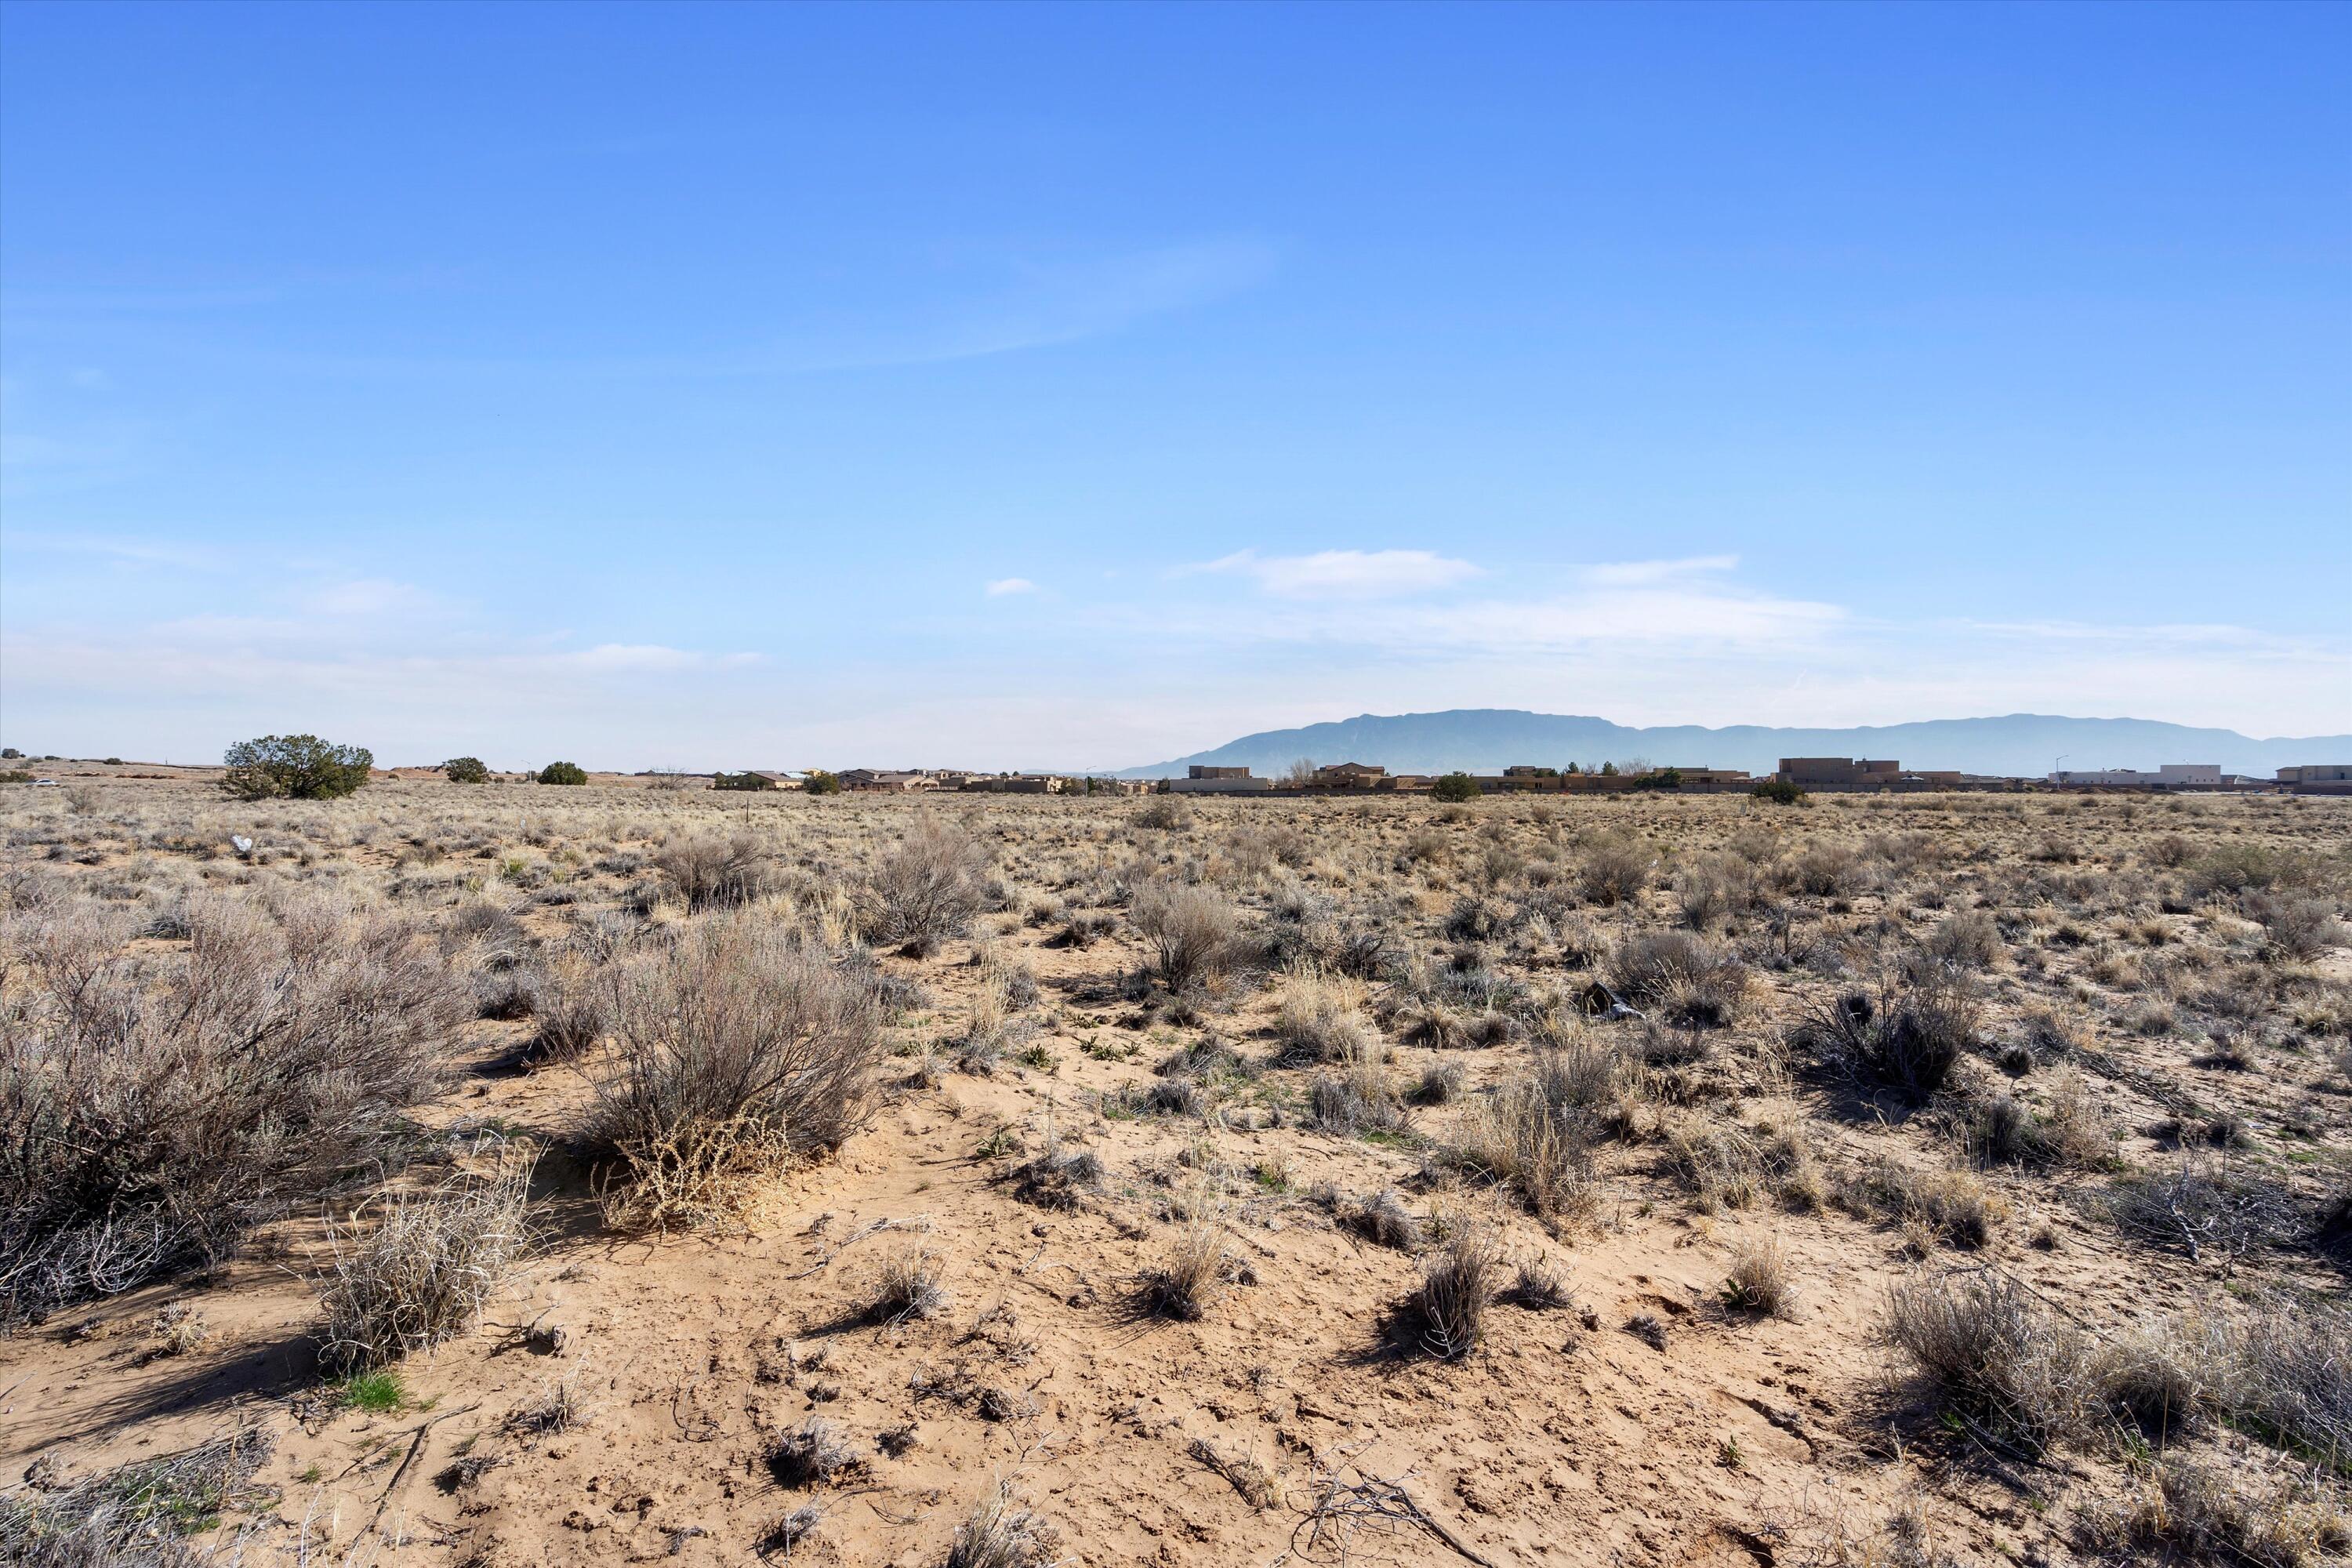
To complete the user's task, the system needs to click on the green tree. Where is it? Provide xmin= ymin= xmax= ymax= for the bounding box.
xmin=1632 ymin=768 xmax=1683 ymax=791
xmin=1599 ymin=761 xmax=1619 ymax=777
xmin=535 ymin=760 xmax=588 ymax=786
xmin=0 ymin=748 xmax=20 ymax=760
xmin=221 ymin=735 xmax=373 ymax=800
xmin=443 ymin=756 xmax=489 ymax=783
xmin=804 ymin=770 xmax=843 ymax=796
xmin=1432 ymin=772 xmax=1482 ymax=803
xmin=712 ymin=771 xmax=774 ymax=791
xmin=1751 ymin=779 xmax=1808 ymax=805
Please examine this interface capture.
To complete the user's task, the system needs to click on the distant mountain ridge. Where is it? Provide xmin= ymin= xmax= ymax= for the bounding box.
xmin=1116 ymin=711 xmax=2352 ymax=781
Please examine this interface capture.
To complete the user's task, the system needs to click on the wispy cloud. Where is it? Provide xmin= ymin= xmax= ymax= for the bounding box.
xmin=1580 ymin=554 xmax=1740 ymax=586
xmin=2 ymin=531 xmax=221 ymax=570
xmin=1185 ymin=547 xmax=1483 ymax=600
xmin=985 ymin=577 xmax=1040 ymax=597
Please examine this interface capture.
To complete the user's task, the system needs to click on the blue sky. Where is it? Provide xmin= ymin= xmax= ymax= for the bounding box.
xmin=3 ymin=2 xmax=2347 ymax=770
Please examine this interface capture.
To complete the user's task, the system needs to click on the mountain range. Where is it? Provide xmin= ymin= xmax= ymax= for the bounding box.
xmin=1116 ymin=711 xmax=2351 ymax=781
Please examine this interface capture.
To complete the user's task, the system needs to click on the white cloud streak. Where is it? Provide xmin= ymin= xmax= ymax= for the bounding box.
xmin=1185 ymin=548 xmax=1484 ymax=600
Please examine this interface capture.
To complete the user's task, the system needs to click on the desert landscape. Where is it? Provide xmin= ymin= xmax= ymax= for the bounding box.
xmin=3 ymin=768 xmax=2347 ymax=1567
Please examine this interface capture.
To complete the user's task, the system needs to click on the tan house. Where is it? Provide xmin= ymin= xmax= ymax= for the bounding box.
xmin=838 ymin=769 xmax=938 ymax=793
xmin=1310 ymin=762 xmax=1386 ymax=789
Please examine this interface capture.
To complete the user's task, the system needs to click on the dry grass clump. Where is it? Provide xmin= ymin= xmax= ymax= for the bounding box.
xmin=1577 ymin=834 xmax=1653 ymax=906
xmin=1308 ymin=1060 xmax=1410 ymax=1136
xmin=1144 ymin=1221 xmax=1230 ymax=1320
xmin=1131 ymin=879 xmax=1243 ymax=991
xmin=1964 ymin=1073 xmax=2112 ymax=1170
xmin=1439 ymin=1076 xmax=1599 ymax=1219
xmin=1721 ymin=1234 xmax=1795 ymax=1316
xmin=766 ymin=1417 xmax=864 ymax=1487
xmin=1413 ymin=1228 xmax=1501 ymax=1359
xmin=1330 ymin=1187 xmax=1423 ymax=1250
xmin=2092 ymin=1311 xmax=2233 ymax=1438
xmin=1925 ymin=909 xmax=2003 ymax=971
xmin=652 ymin=833 xmax=772 ymax=910
xmin=855 ymin=820 xmax=987 ymax=956
xmin=0 ymin=1428 xmax=274 ymax=1568
xmin=0 ymin=895 xmax=468 ymax=1323
xmin=1884 ymin=1270 xmax=2092 ymax=1454
xmin=318 ymin=1153 xmax=535 ymax=1372
xmin=946 ymin=1476 xmax=1058 ymax=1568
xmin=506 ymin=1363 xmax=597 ymax=1436
xmin=2227 ymin=1293 xmax=2352 ymax=1467
xmin=869 ymin=1244 xmax=948 ymax=1323
xmin=1188 ymin=1437 xmax=1280 ymax=1509
xmin=2107 ymin=1456 xmax=2345 ymax=1568
xmin=582 ymin=916 xmax=883 ymax=1230
xmin=1797 ymin=963 xmax=1978 ymax=1102
xmin=1272 ymin=967 xmax=1376 ymax=1065
xmin=1842 ymin=1159 xmax=2006 ymax=1249
xmin=525 ymin=952 xmax=607 ymax=1065
xmin=1611 ymin=930 xmax=1751 ymax=1028
xmin=1410 ymin=1056 xmax=1467 ymax=1105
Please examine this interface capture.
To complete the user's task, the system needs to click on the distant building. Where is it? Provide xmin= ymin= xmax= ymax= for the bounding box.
xmin=1779 ymin=758 xmax=1902 ymax=790
xmin=838 ymin=769 xmax=939 ymax=793
xmin=1170 ymin=766 xmax=1271 ymax=793
xmin=1310 ymin=762 xmax=1386 ymax=789
xmin=2279 ymin=764 xmax=2352 ymax=795
xmin=2047 ymin=764 xmax=2220 ymax=790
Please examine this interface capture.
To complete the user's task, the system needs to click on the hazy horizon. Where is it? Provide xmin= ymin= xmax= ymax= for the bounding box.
xmin=5 ymin=4 xmax=2348 ymax=768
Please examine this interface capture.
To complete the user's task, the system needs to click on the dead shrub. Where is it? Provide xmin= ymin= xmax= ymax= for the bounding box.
xmin=2246 ymin=892 xmax=2344 ymax=963
xmin=1790 ymin=842 xmax=1863 ymax=898
xmin=1672 ymin=857 xmax=1741 ymax=930
xmin=582 ymin=917 xmax=884 ymax=1229
xmin=0 ymin=895 xmax=468 ymax=1323
xmin=1576 ymin=836 xmax=1653 ymax=906
xmin=1796 ymin=963 xmax=1978 ymax=1102
xmin=652 ymin=834 xmax=773 ymax=911
xmin=2105 ymin=1157 xmax=2298 ymax=1265
xmin=1925 ymin=909 xmax=2002 ymax=971
xmin=1134 ymin=796 xmax=1194 ymax=833
xmin=318 ymin=1152 xmax=534 ymax=1372
xmin=1610 ymin=930 xmax=1750 ymax=1029
xmin=856 ymin=821 xmax=986 ymax=956
xmin=1131 ymin=880 xmax=1243 ymax=991
xmin=1884 ymin=1269 xmax=2092 ymax=1454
